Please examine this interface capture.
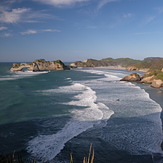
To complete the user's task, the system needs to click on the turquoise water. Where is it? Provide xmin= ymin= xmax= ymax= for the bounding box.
xmin=0 ymin=63 xmax=163 ymax=163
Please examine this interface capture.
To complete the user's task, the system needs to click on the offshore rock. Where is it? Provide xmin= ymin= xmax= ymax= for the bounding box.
xmin=10 ymin=59 xmax=70 ymax=71
xmin=120 ymin=73 xmax=141 ymax=82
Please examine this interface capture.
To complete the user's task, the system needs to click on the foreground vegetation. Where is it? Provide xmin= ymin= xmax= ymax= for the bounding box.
xmin=0 ymin=145 xmax=94 ymax=163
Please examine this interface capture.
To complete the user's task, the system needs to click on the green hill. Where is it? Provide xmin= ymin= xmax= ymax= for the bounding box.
xmin=70 ymin=58 xmax=141 ymax=68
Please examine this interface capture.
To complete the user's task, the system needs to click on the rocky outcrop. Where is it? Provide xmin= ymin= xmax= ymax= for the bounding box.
xmin=10 ymin=59 xmax=70 ymax=71
xmin=140 ymin=75 xmax=155 ymax=84
xmin=140 ymin=69 xmax=163 ymax=88
xmin=10 ymin=63 xmax=32 ymax=71
xmin=151 ymin=79 xmax=163 ymax=88
xmin=120 ymin=73 xmax=141 ymax=82
xmin=126 ymin=66 xmax=139 ymax=71
xmin=120 ymin=70 xmax=163 ymax=88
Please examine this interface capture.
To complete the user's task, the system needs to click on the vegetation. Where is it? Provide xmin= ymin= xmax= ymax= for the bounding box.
xmin=1 ymin=145 xmax=94 ymax=163
xmin=53 ymin=60 xmax=63 ymax=65
xmin=142 ymin=69 xmax=163 ymax=81
xmin=129 ymin=58 xmax=163 ymax=70
xmin=101 ymin=58 xmax=141 ymax=67
xmin=0 ymin=151 xmax=36 ymax=163
xmin=143 ymin=57 xmax=163 ymax=62
xmin=13 ymin=63 xmax=20 ymax=68
xmin=36 ymin=59 xmax=46 ymax=63
xmin=71 ymin=58 xmax=142 ymax=67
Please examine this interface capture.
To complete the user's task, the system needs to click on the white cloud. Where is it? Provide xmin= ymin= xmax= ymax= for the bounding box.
xmin=0 ymin=8 xmax=31 ymax=23
xmin=97 ymin=0 xmax=120 ymax=9
xmin=2 ymin=32 xmax=12 ymax=37
xmin=42 ymin=29 xmax=61 ymax=32
xmin=20 ymin=28 xmax=61 ymax=35
xmin=144 ymin=16 xmax=156 ymax=25
xmin=33 ymin=0 xmax=89 ymax=7
xmin=155 ymin=7 xmax=163 ymax=13
xmin=0 ymin=7 xmax=52 ymax=24
xmin=20 ymin=29 xmax=37 ymax=35
xmin=123 ymin=13 xmax=133 ymax=18
xmin=0 ymin=26 xmax=7 ymax=30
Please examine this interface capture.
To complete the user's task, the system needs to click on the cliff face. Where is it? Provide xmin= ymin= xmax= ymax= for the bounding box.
xmin=10 ymin=59 xmax=70 ymax=71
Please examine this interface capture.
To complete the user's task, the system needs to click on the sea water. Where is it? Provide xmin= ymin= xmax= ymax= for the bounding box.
xmin=0 ymin=63 xmax=163 ymax=163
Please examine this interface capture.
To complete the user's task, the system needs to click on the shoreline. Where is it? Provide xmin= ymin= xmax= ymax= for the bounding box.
xmin=75 ymin=66 xmax=148 ymax=73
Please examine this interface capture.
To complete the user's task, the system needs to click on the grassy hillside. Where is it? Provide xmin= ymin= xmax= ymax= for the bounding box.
xmin=129 ymin=59 xmax=163 ymax=70
xmin=101 ymin=58 xmax=141 ymax=67
xmin=70 ymin=58 xmax=141 ymax=67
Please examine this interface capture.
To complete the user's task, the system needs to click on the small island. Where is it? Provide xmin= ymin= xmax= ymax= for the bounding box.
xmin=10 ymin=59 xmax=70 ymax=71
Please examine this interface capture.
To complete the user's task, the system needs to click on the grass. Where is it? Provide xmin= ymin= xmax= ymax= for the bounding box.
xmin=0 ymin=145 xmax=94 ymax=163
xmin=83 ymin=144 xmax=94 ymax=163
xmin=70 ymin=144 xmax=94 ymax=163
xmin=143 ymin=69 xmax=163 ymax=81
xmin=13 ymin=63 xmax=20 ymax=68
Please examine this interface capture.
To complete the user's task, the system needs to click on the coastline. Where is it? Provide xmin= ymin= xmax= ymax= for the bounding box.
xmin=76 ymin=66 xmax=148 ymax=73
xmin=92 ymin=65 xmax=126 ymax=70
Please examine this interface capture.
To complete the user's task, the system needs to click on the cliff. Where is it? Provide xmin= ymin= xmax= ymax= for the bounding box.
xmin=10 ymin=59 xmax=70 ymax=71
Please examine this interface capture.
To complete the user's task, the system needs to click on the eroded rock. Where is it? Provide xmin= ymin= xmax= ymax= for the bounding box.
xmin=120 ymin=73 xmax=141 ymax=82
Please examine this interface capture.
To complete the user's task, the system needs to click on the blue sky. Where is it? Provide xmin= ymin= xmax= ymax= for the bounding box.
xmin=0 ymin=0 xmax=163 ymax=62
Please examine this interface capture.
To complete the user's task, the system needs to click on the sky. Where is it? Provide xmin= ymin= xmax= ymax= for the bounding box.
xmin=0 ymin=0 xmax=163 ymax=62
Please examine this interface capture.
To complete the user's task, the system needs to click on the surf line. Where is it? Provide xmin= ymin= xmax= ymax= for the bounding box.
xmin=27 ymin=83 xmax=114 ymax=161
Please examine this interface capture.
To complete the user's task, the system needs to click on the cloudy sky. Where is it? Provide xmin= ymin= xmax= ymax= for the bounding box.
xmin=0 ymin=0 xmax=163 ymax=62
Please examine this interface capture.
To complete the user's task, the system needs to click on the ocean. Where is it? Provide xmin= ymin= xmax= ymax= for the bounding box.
xmin=0 ymin=62 xmax=163 ymax=163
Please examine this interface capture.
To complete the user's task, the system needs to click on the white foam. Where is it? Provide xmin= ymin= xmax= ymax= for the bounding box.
xmin=76 ymin=68 xmax=163 ymax=155
xmin=27 ymin=83 xmax=114 ymax=161
xmin=77 ymin=69 xmax=122 ymax=81
xmin=0 ymin=71 xmax=48 ymax=81
xmin=28 ymin=68 xmax=163 ymax=159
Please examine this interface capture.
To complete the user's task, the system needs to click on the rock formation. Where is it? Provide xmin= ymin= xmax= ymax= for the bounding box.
xmin=10 ymin=59 xmax=70 ymax=72
xmin=120 ymin=73 xmax=141 ymax=82
xmin=140 ymin=75 xmax=155 ymax=84
xmin=151 ymin=79 xmax=163 ymax=88
xmin=120 ymin=70 xmax=163 ymax=88
xmin=126 ymin=66 xmax=139 ymax=71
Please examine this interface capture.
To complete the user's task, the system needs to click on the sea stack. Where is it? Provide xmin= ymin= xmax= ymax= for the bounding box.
xmin=10 ymin=59 xmax=70 ymax=71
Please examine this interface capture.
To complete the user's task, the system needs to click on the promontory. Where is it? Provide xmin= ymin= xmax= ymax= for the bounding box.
xmin=10 ymin=59 xmax=70 ymax=71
